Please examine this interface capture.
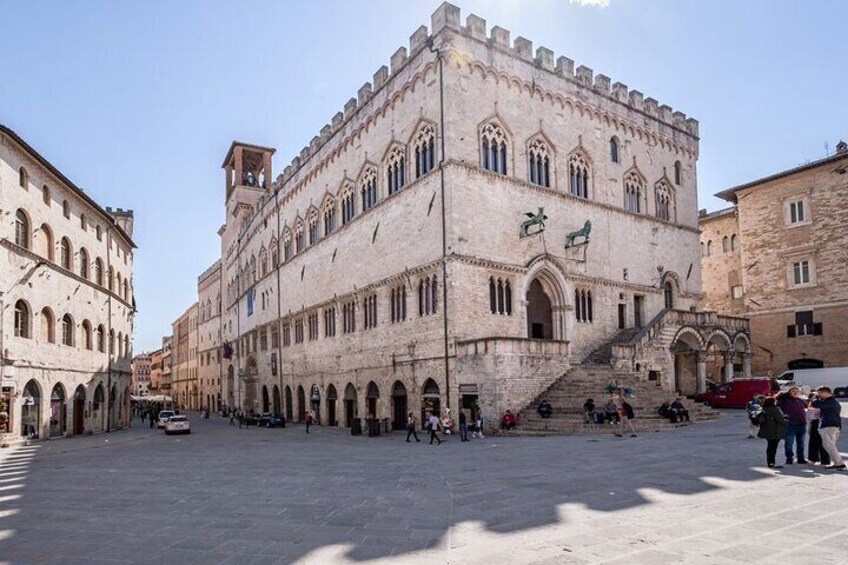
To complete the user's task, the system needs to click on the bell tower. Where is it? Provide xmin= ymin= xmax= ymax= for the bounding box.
xmin=221 ymin=141 xmax=276 ymax=216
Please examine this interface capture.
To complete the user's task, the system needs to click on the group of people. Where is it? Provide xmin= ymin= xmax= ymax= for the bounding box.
xmin=658 ymin=398 xmax=690 ymax=423
xmin=748 ymin=386 xmax=844 ymax=470
xmin=583 ymin=397 xmax=637 ymax=437
xmin=407 ymin=407 xmax=483 ymax=444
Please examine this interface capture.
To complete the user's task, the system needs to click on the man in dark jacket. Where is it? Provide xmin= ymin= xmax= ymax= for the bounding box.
xmin=815 ymin=387 xmax=845 ymax=470
xmin=776 ymin=388 xmax=807 ymax=464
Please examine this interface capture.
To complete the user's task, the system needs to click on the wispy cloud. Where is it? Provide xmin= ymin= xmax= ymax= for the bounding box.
xmin=569 ymin=0 xmax=611 ymax=7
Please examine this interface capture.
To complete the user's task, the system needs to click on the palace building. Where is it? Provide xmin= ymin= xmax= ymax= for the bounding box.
xmin=0 ymin=124 xmax=135 ymax=440
xmin=195 ymin=3 xmax=747 ymax=431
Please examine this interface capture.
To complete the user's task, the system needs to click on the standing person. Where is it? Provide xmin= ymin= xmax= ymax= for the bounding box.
xmin=614 ymin=398 xmax=637 ymax=438
xmin=806 ymin=394 xmax=830 ymax=466
xmin=405 ymin=412 xmax=420 ymax=443
xmin=814 ymin=387 xmax=845 ymax=470
xmin=776 ymin=388 xmax=807 ymax=464
xmin=474 ymin=406 xmax=484 ymax=439
xmin=428 ymin=411 xmax=442 ymax=445
xmin=141 ymin=410 xmax=146 ymax=423
xmin=305 ymin=410 xmax=313 ymax=433
xmin=459 ymin=410 xmax=469 ymax=442
xmin=747 ymin=395 xmax=764 ymax=439
xmin=757 ymin=396 xmax=787 ymax=469
xmin=237 ymin=411 xmax=244 ymax=429
xmin=229 ymin=410 xmax=236 ymax=427
xmin=148 ymin=408 xmax=155 ymax=429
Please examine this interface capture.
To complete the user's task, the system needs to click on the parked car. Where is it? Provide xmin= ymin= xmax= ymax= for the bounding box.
xmin=164 ymin=415 xmax=191 ymax=435
xmin=157 ymin=410 xmax=175 ymax=429
xmin=775 ymin=367 xmax=848 ymax=398
xmin=258 ymin=413 xmax=286 ymax=428
xmin=695 ymin=378 xmax=775 ymax=408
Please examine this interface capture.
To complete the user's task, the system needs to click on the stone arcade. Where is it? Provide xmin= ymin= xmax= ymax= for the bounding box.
xmin=197 ymin=3 xmax=748 ymax=433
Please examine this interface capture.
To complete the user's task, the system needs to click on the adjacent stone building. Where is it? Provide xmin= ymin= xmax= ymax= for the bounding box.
xmin=702 ymin=141 xmax=848 ymax=375
xmin=179 ymin=3 xmax=747 ymax=431
xmin=171 ymin=304 xmax=198 ymax=409
xmin=197 ymin=260 xmax=222 ymax=411
xmin=0 ymin=124 xmax=135 ymax=439
xmin=131 ymin=352 xmax=151 ymax=396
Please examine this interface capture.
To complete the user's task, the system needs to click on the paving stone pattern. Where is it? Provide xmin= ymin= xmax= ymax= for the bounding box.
xmin=0 ymin=410 xmax=846 ymax=564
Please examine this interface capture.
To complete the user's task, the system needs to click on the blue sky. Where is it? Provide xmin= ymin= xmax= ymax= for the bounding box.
xmin=1 ymin=0 xmax=845 ymax=352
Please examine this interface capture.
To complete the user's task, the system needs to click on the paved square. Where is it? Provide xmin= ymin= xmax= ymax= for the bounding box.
xmin=0 ymin=411 xmax=846 ymax=564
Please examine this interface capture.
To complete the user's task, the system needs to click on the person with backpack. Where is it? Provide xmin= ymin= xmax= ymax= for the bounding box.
xmin=747 ymin=395 xmax=764 ymax=438
xmin=757 ymin=396 xmax=786 ymax=469
xmin=614 ymin=397 xmax=637 ymax=438
xmin=405 ymin=412 xmax=420 ymax=443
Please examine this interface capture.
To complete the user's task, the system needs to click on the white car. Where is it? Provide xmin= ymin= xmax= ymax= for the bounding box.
xmin=157 ymin=410 xmax=175 ymax=429
xmin=164 ymin=415 xmax=191 ymax=435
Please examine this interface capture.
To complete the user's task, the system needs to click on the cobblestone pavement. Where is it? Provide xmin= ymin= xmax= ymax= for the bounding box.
xmin=0 ymin=409 xmax=846 ymax=565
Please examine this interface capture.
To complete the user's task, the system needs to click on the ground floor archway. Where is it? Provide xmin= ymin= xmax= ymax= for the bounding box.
xmin=343 ymin=383 xmax=357 ymax=428
xmin=21 ymin=379 xmax=41 ymax=437
xmin=326 ymin=384 xmax=338 ymax=427
xmin=272 ymin=385 xmax=281 ymax=414
xmin=297 ymin=385 xmax=306 ymax=422
xmin=285 ymin=386 xmax=293 ymax=421
xmin=366 ymin=381 xmax=380 ymax=419
xmin=421 ymin=378 xmax=441 ymax=428
xmin=391 ymin=381 xmax=407 ymax=431
xmin=261 ymin=385 xmax=270 ymax=413
xmin=73 ymin=385 xmax=86 ymax=435
xmin=50 ymin=383 xmax=67 ymax=438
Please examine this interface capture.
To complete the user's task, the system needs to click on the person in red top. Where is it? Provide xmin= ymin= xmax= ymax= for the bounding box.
xmin=501 ymin=410 xmax=517 ymax=430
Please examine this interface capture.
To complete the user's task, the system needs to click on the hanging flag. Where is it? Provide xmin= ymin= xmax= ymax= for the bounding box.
xmin=222 ymin=342 xmax=233 ymax=359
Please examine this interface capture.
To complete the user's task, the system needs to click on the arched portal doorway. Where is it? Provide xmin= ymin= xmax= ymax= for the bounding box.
xmin=343 ymin=383 xmax=358 ymax=428
xmin=526 ymin=279 xmax=554 ymax=339
xmin=73 ymin=385 xmax=86 ymax=435
xmin=391 ymin=381 xmax=408 ymax=431
xmin=50 ymin=383 xmax=67 ymax=438
xmin=92 ymin=384 xmax=105 ymax=432
xmin=261 ymin=385 xmax=270 ymax=413
xmin=664 ymin=281 xmax=675 ymax=309
xmin=21 ymin=379 xmax=41 ymax=438
xmin=421 ymin=378 xmax=441 ymax=427
xmin=366 ymin=382 xmax=380 ymax=419
xmin=272 ymin=385 xmax=281 ymax=414
xmin=285 ymin=386 xmax=293 ymax=421
xmin=326 ymin=384 xmax=338 ymax=427
xmin=226 ymin=365 xmax=235 ymax=409
xmin=671 ymin=329 xmax=704 ymax=396
xmin=296 ymin=385 xmax=306 ymax=422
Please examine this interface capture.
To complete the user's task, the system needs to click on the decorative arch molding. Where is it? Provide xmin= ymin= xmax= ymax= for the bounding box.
xmin=704 ymin=328 xmax=733 ymax=351
xmin=661 ymin=270 xmax=682 ymax=291
xmin=671 ymin=326 xmax=705 ymax=351
xmin=732 ymin=332 xmax=752 ymax=353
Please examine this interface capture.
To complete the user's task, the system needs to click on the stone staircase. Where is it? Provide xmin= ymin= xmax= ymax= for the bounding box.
xmin=505 ymin=363 xmax=719 ymax=436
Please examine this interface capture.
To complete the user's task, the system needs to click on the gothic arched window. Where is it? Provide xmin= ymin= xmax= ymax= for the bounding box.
xmin=323 ymin=199 xmax=337 ymax=236
xmin=610 ymin=137 xmax=620 ymax=163
xmin=568 ymin=153 xmax=590 ymax=198
xmin=386 ymin=148 xmax=406 ymax=195
xmin=360 ymin=168 xmax=378 ymax=210
xmin=655 ymin=180 xmax=674 ymax=221
xmin=341 ymin=185 xmax=356 ymax=226
xmin=624 ymin=171 xmax=644 ymax=213
xmin=528 ymin=139 xmax=551 ymax=188
xmin=480 ymin=122 xmax=508 ymax=174
xmin=15 ymin=209 xmax=30 ymax=249
xmin=414 ymin=124 xmax=436 ymax=178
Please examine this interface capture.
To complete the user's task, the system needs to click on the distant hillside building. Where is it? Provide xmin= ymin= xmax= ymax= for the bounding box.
xmin=702 ymin=141 xmax=848 ymax=375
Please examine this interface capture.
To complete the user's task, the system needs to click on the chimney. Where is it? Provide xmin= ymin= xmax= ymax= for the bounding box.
xmin=836 ymin=140 xmax=848 ymax=154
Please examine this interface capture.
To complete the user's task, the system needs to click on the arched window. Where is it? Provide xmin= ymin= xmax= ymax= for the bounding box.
xmin=323 ymin=199 xmax=337 ymax=236
xmin=60 ymin=237 xmax=73 ymax=270
xmin=62 ymin=200 xmax=70 ymax=219
xmin=308 ymin=213 xmax=319 ymax=245
xmin=528 ymin=139 xmax=551 ymax=188
xmin=61 ymin=314 xmax=74 ymax=346
xmin=722 ymin=236 xmax=729 ymax=253
xmin=341 ymin=186 xmax=356 ymax=226
xmin=706 ymin=240 xmax=713 ymax=257
xmin=624 ymin=171 xmax=644 ymax=213
xmin=418 ymin=275 xmax=438 ymax=316
xmin=414 ymin=124 xmax=436 ymax=178
xmin=97 ymin=325 xmax=106 ymax=352
xmin=107 ymin=266 xmax=114 ymax=291
xmin=122 ymin=279 xmax=129 ymax=301
xmin=41 ymin=307 xmax=55 ymax=343
xmin=731 ymin=234 xmax=738 ymax=251
xmin=80 ymin=214 xmax=87 ymax=232
xmin=480 ymin=122 xmax=508 ymax=174
xmin=270 ymin=237 xmax=279 ymax=267
xmin=79 ymin=248 xmax=89 ymax=279
xmin=674 ymin=161 xmax=682 ymax=185
xmin=655 ymin=180 xmax=673 ymax=221
xmin=294 ymin=223 xmax=304 ymax=253
xmin=489 ymin=277 xmax=512 ymax=315
xmin=96 ymin=225 xmax=102 ymax=241
xmin=82 ymin=320 xmax=92 ymax=350
xmin=249 ymin=256 xmax=256 ymax=283
xmin=19 ymin=167 xmax=29 ymax=188
xmin=14 ymin=300 xmax=31 ymax=338
xmin=664 ymin=281 xmax=675 ymax=309
xmin=610 ymin=137 xmax=620 ymax=163
xmin=360 ymin=169 xmax=377 ymax=210
xmin=568 ymin=153 xmax=590 ymax=198
xmin=42 ymin=185 xmax=50 ymax=205
xmin=489 ymin=278 xmax=497 ymax=313
xmin=700 ymin=242 xmax=705 ymax=257
xmin=386 ymin=147 xmax=406 ymax=195
xmin=40 ymin=223 xmax=54 ymax=261
xmin=109 ymin=329 xmax=115 ymax=354
xmin=94 ymin=258 xmax=104 ymax=286
xmin=15 ymin=209 xmax=30 ymax=249
xmin=283 ymin=232 xmax=292 ymax=261
xmin=260 ymin=248 xmax=268 ymax=277
xmin=574 ymin=289 xmax=594 ymax=323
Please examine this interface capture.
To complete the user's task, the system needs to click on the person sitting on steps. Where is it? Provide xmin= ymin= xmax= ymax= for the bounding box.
xmin=501 ymin=410 xmax=517 ymax=430
xmin=537 ymin=400 xmax=553 ymax=419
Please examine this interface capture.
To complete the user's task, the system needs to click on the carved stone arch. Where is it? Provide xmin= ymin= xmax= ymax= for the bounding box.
xmin=553 ymin=93 xmax=566 ymax=108
xmin=407 ymin=117 xmax=438 ymax=147
xmin=521 ymin=255 xmax=572 ymax=342
xmin=661 ymin=270 xmax=682 ymax=291
xmin=320 ymin=191 xmax=336 ymax=212
xmin=672 ymin=326 xmax=705 ymax=351
xmin=565 ymin=100 xmax=573 ymax=113
xmin=593 ymin=110 xmax=602 ymax=122
xmin=336 ymin=177 xmax=356 ymax=200
xmin=478 ymin=113 xmax=514 ymax=173
xmin=704 ymin=328 xmax=733 ymax=352
xmin=732 ymin=332 xmax=752 ymax=353
xmin=379 ymin=140 xmax=406 ymax=165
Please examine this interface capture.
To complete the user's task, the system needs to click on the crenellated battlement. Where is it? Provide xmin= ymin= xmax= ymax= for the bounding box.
xmin=197 ymin=259 xmax=222 ymax=285
xmin=272 ymin=1 xmax=698 ymax=192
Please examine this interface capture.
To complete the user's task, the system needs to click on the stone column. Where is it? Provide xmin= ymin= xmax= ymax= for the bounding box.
xmin=743 ymin=353 xmax=752 ymax=378
xmin=724 ymin=352 xmax=735 ymax=383
xmin=696 ymin=351 xmax=707 ymax=394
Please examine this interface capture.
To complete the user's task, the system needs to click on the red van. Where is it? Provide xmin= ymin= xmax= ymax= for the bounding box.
xmin=695 ymin=378 xmax=776 ymax=408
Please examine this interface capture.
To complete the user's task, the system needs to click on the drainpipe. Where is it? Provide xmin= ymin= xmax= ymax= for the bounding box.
xmin=105 ymin=226 xmax=113 ymax=433
xmin=275 ymin=188 xmax=284 ymax=414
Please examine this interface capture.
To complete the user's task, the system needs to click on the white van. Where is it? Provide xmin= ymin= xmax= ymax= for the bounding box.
xmin=775 ymin=368 xmax=848 ymax=398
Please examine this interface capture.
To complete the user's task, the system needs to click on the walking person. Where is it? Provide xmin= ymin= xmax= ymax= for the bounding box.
xmin=806 ymin=394 xmax=830 ymax=466
xmin=405 ymin=412 xmax=421 ymax=443
xmin=757 ymin=396 xmax=787 ymax=469
xmin=814 ymin=387 xmax=845 ymax=470
xmin=428 ymin=411 xmax=442 ymax=445
xmin=229 ymin=410 xmax=236 ymax=427
xmin=777 ymin=388 xmax=807 ymax=464
xmin=459 ymin=410 xmax=469 ymax=442
xmin=305 ymin=410 xmax=313 ymax=433
xmin=614 ymin=398 xmax=637 ymax=438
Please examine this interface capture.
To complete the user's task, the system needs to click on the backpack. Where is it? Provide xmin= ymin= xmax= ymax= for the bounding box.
xmin=755 ymin=411 xmax=767 ymax=426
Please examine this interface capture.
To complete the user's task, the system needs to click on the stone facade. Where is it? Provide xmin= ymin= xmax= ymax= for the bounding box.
xmin=131 ymin=353 xmax=151 ymax=396
xmin=197 ymin=260 xmax=222 ymax=411
xmin=704 ymin=143 xmax=848 ymax=375
xmin=0 ymin=124 xmax=135 ymax=440
xmin=171 ymin=304 xmax=198 ymax=409
xmin=174 ymin=3 xmax=746 ymax=431
xmin=148 ymin=346 xmax=164 ymax=393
